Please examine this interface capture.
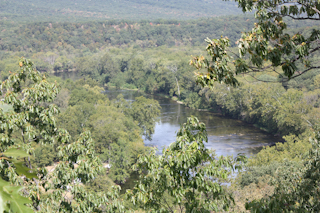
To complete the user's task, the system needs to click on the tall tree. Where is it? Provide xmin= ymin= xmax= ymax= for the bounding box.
xmin=128 ymin=96 xmax=161 ymax=140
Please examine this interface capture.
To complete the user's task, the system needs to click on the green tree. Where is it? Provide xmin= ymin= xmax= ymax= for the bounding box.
xmin=32 ymin=144 xmax=58 ymax=168
xmin=99 ymin=53 xmax=119 ymax=83
xmin=58 ymin=103 xmax=96 ymax=138
xmin=191 ymin=0 xmax=320 ymax=87
xmin=128 ymin=58 xmax=146 ymax=89
xmin=0 ymin=58 xmax=123 ymax=212
xmin=76 ymin=56 xmax=99 ymax=79
xmin=54 ymin=56 xmax=73 ymax=72
xmin=246 ymin=126 xmax=320 ymax=212
xmin=88 ymin=103 xmax=145 ymax=184
xmin=127 ymin=116 xmax=245 ymax=212
xmin=129 ymin=96 xmax=161 ymax=140
xmin=68 ymin=84 xmax=106 ymax=106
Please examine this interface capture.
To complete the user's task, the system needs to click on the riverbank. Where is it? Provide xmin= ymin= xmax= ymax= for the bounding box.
xmin=114 ymin=87 xmax=280 ymax=137
xmin=104 ymin=89 xmax=283 ymax=157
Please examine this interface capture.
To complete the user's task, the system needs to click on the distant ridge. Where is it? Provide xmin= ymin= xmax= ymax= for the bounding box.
xmin=0 ymin=0 xmax=241 ymax=22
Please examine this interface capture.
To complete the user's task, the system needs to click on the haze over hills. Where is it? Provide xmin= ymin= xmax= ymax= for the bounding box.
xmin=0 ymin=0 xmax=242 ymax=22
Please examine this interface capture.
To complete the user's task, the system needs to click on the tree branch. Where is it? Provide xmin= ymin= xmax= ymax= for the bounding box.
xmin=289 ymin=66 xmax=320 ymax=80
xmin=161 ymin=195 xmax=174 ymax=213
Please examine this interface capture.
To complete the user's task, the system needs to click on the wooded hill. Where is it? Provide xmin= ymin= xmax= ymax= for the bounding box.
xmin=0 ymin=0 xmax=241 ymax=22
xmin=0 ymin=15 xmax=317 ymax=52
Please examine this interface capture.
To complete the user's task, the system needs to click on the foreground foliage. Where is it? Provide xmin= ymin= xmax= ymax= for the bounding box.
xmin=0 ymin=58 xmax=124 ymax=212
xmin=191 ymin=0 xmax=320 ymax=86
xmin=127 ymin=116 xmax=246 ymax=212
xmin=0 ymin=178 xmax=33 ymax=213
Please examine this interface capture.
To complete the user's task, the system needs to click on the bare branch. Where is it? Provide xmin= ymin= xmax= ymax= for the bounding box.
xmin=289 ymin=66 xmax=320 ymax=80
xmin=277 ymin=14 xmax=320 ymax=21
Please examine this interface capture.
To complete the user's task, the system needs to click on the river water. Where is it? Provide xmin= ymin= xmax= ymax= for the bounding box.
xmin=105 ymin=90 xmax=282 ymax=157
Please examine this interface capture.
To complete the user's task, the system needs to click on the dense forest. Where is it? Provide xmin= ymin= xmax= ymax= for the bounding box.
xmin=0 ymin=0 xmax=320 ymax=212
xmin=0 ymin=15 xmax=317 ymax=52
xmin=0 ymin=15 xmax=257 ymax=52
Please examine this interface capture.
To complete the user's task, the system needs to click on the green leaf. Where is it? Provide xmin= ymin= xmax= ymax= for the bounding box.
xmin=3 ymin=148 xmax=29 ymax=159
xmin=0 ymin=178 xmax=34 ymax=213
xmin=14 ymin=161 xmax=37 ymax=179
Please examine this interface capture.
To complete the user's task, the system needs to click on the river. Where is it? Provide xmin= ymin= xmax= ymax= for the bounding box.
xmin=104 ymin=89 xmax=283 ymax=157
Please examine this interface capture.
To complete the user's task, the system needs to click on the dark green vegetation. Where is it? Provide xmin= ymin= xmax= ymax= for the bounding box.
xmin=34 ymin=78 xmax=161 ymax=185
xmin=0 ymin=0 xmax=320 ymax=212
xmin=0 ymin=0 xmax=241 ymax=22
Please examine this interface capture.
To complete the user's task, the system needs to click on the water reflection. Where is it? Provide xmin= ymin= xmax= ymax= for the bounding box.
xmin=105 ymin=90 xmax=283 ymax=157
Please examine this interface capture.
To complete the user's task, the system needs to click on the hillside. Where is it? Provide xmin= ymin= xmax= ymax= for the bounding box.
xmin=0 ymin=15 xmax=257 ymax=52
xmin=0 ymin=0 xmax=241 ymax=22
